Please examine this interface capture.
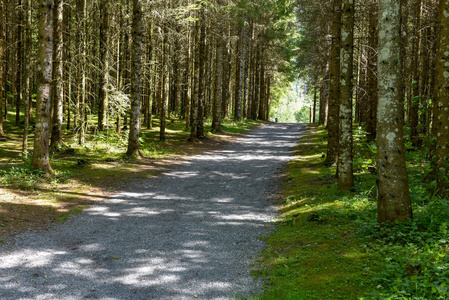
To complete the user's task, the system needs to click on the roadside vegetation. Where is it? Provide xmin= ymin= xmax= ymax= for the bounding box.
xmin=254 ymin=124 xmax=449 ymax=300
xmin=0 ymin=115 xmax=260 ymax=239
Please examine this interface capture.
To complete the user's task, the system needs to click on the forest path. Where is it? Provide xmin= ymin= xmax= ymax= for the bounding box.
xmin=0 ymin=123 xmax=304 ymax=300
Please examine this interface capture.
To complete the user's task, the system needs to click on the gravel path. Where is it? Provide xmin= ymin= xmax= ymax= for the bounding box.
xmin=0 ymin=123 xmax=304 ymax=300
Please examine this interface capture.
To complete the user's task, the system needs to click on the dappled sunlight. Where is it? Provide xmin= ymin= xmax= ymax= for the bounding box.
xmin=0 ymin=123 xmax=304 ymax=299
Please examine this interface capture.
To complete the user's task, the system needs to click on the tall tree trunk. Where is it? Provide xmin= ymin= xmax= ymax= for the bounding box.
xmin=64 ymin=2 xmax=71 ymax=130
xmin=258 ymin=61 xmax=265 ymax=120
xmin=75 ymin=0 xmax=85 ymax=145
xmin=251 ymin=46 xmax=260 ymax=120
xmin=212 ymin=35 xmax=223 ymax=132
xmin=366 ymin=0 xmax=378 ymax=142
xmin=319 ymin=63 xmax=329 ymax=125
xmin=409 ymin=0 xmax=422 ymax=147
xmin=312 ymin=82 xmax=317 ymax=123
xmin=15 ymin=0 xmax=23 ymax=127
xmin=50 ymin=0 xmax=64 ymax=149
xmin=337 ymin=0 xmax=355 ymax=190
xmin=234 ymin=23 xmax=244 ymax=121
xmin=32 ymin=0 xmax=54 ymax=175
xmin=22 ymin=0 xmax=32 ymax=156
xmin=325 ymin=0 xmax=342 ymax=165
xmin=189 ymin=16 xmax=199 ymax=141
xmin=0 ymin=0 xmax=5 ymax=135
xmin=222 ymin=35 xmax=230 ymax=120
xmin=160 ymin=11 xmax=168 ymax=141
xmin=98 ymin=0 xmax=109 ymax=131
xmin=197 ymin=9 xmax=206 ymax=138
xmin=126 ymin=0 xmax=142 ymax=156
xmin=376 ymin=0 xmax=412 ymax=223
xmin=434 ymin=0 xmax=449 ymax=195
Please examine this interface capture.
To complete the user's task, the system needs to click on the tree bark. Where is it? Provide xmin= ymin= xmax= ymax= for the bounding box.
xmin=15 ymin=0 xmax=23 ymax=127
xmin=234 ymin=23 xmax=244 ymax=121
xmin=212 ymin=35 xmax=223 ymax=132
xmin=50 ymin=0 xmax=64 ymax=149
xmin=126 ymin=0 xmax=142 ymax=156
xmin=376 ymin=0 xmax=412 ymax=223
xmin=22 ymin=0 xmax=32 ymax=156
xmin=409 ymin=0 xmax=422 ymax=147
xmin=32 ymin=0 xmax=54 ymax=175
xmin=98 ymin=0 xmax=109 ymax=131
xmin=0 ymin=1 xmax=5 ymax=135
xmin=434 ymin=0 xmax=449 ymax=195
xmin=197 ymin=9 xmax=206 ymax=138
xmin=325 ymin=0 xmax=342 ymax=165
xmin=366 ymin=0 xmax=378 ymax=142
xmin=337 ymin=0 xmax=355 ymax=190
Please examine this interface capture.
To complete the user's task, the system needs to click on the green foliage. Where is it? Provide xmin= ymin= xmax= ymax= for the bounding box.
xmin=0 ymin=165 xmax=45 ymax=190
xmin=0 ymin=161 xmax=70 ymax=190
xmin=255 ymin=125 xmax=449 ymax=300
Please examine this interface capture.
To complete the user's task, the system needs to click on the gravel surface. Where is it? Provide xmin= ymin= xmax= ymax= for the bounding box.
xmin=0 ymin=123 xmax=304 ymax=300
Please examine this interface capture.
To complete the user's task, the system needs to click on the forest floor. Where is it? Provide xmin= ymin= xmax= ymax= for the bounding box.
xmin=0 ymin=121 xmax=304 ymax=299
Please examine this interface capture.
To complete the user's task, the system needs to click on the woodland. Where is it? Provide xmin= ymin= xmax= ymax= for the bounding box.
xmin=0 ymin=0 xmax=449 ymax=299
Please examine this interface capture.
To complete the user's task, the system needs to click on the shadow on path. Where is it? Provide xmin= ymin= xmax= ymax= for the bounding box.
xmin=0 ymin=123 xmax=304 ymax=300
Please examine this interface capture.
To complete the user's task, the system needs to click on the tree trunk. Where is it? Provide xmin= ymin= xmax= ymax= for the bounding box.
xmin=366 ymin=0 xmax=378 ymax=142
xmin=50 ymin=0 xmax=64 ymax=149
xmin=15 ymin=0 xmax=23 ymax=127
xmin=433 ymin=0 xmax=449 ymax=195
xmin=126 ymin=0 xmax=142 ymax=156
xmin=63 ymin=1 xmax=70 ymax=130
xmin=376 ymin=0 xmax=412 ymax=223
xmin=76 ymin=0 xmax=85 ymax=145
xmin=251 ymin=46 xmax=260 ymax=120
xmin=258 ymin=61 xmax=265 ymax=120
xmin=0 ymin=1 xmax=5 ymax=135
xmin=189 ymin=16 xmax=199 ymax=141
xmin=22 ymin=0 xmax=32 ymax=156
xmin=337 ymin=0 xmax=355 ymax=190
xmin=160 ymin=15 xmax=168 ymax=141
xmin=319 ymin=63 xmax=329 ymax=125
xmin=212 ymin=35 xmax=223 ymax=132
xmin=325 ymin=0 xmax=342 ymax=165
xmin=222 ymin=36 xmax=230 ymax=120
xmin=197 ymin=9 xmax=206 ymax=138
xmin=98 ymin=0 xmax=109 ymax=131
xmin=312 ymin=82 xmax=317 ymax=123
xmin=409 ymin=0 xmax=422 ymax=147
xmin=234 ymin=23 xmax=244 ymax=121
xmin=32 ymin=0 xmax=54 ymax=175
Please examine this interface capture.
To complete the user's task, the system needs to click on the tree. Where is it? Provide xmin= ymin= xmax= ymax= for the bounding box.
xmin=0 ymin=0 xmax=4 ymax=136
xmin=434 ymin=0 xmax=449 ymax=194
xmin=376 ymin=0 xmax=412 ymax=223
xmin=325 ymin=0 xmax=341 ymax=165
xmin=126 ymin=0 xmax=143 ymax=157
xmin=22 ymin=0 xmax=32 ymax=157
xmin=337 ymin=0 xmax=355 ymax=190
xmin=32 ymin=0 xmax=54 ymax=175
xmin=98 ymin=0 xmax=109 ymax=131
xmin=50 ymin=0 xmax=64 ymax=149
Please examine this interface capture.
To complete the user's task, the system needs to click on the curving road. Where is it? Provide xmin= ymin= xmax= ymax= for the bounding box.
xmin=0 ymin=123 xmax=304 ymax=300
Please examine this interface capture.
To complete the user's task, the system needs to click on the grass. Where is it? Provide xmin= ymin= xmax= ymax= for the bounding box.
xmin=253 ymin=124 xmax=449 ymax=299
xmin=0 ymin=113 xmax=261 ymax=238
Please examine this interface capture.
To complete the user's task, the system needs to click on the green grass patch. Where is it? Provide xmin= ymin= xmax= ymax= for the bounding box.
xmin=254 ymin=124 xmax=449 ymax=300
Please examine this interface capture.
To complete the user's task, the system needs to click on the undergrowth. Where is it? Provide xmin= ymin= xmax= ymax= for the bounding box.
xmin=254 ymin=124 xmax=449 ymax=300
